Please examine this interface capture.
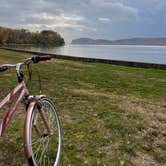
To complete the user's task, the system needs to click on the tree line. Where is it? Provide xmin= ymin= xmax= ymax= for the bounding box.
xmin=0 ymin=26 xmax=65 ymax=46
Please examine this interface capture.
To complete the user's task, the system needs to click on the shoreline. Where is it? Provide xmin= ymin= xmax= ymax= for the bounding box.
xmin=0 ymin=47 xmax=166 ymax=70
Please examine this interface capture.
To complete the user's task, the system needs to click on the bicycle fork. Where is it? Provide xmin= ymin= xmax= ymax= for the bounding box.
xmin=34 ymin=105 xmax=51 ymax=137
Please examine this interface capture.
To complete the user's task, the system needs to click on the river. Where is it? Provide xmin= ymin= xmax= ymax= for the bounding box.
xmin=12 ymin=44 xmax=166 ymax=64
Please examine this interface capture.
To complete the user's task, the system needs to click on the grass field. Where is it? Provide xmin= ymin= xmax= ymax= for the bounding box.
xmin=0 ymin=49 xmax=166 ymax=166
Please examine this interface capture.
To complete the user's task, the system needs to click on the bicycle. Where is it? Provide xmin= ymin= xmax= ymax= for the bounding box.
xmin=0 ymin=55 xmax=61 ymax=166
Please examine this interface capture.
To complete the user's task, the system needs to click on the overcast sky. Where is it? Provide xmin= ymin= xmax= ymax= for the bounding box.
xmin=0 ymin=0 xmax=166 ymax=42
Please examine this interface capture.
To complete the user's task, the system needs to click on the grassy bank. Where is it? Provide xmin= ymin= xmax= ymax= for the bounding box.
xmin=0 ymin=49 xmax=166 ymax=165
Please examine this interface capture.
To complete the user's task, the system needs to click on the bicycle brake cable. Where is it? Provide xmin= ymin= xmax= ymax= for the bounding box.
xmin=27 ymin=64 xmax=32 ymax=81
xmin=26 ymin=64 xmax=32 ymax=87
xmin=36 ymin=69 xmax=42 ymax=94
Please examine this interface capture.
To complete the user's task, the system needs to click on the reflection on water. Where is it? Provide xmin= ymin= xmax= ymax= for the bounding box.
xmin=10 ymin=44 xmax=166 ymax=64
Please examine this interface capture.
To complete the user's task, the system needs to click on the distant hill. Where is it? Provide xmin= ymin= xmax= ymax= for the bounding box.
xmin=71 ymin=38 xmax=112 ymax=45
xmin=71 ymin=37 xmax=166 ymax=46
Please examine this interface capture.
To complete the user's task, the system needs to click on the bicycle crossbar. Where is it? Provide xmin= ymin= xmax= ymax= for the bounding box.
xmin=0 ymin=81 xmax=29 ymax=136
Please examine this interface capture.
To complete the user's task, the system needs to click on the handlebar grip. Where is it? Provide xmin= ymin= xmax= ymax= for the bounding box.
xmin=32 ymin=55 xmax=51 ymax=63
xmin=0 ymin=66 xmax=8 ymax=72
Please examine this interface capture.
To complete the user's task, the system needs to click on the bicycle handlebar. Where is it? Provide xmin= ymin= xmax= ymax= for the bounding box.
xmin=0 ymin=55 xmax=52 ymax=72
xmin=32 ymin=55 xmax=51 ymax=63
xmin=0 ymin=64 xmax=17 ymax=72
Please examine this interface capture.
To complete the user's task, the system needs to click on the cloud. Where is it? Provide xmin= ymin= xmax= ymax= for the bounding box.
xmin=93 ymin=1 xmax=138 ymax=20
xmin=0 ymin=0 xmax=166 ymax=42
xmin=26 ymin=13 xmax=86 ymax=30
xmin=98 ymin=18 xmax=111 ymax=23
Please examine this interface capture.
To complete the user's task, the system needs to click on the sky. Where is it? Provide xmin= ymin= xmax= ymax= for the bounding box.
xmin=0 ymin=0 xmax=166 ymax=42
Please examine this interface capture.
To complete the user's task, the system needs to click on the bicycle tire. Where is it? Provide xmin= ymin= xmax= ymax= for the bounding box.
xmin=24 ymin=97 xmax=61 ymax=166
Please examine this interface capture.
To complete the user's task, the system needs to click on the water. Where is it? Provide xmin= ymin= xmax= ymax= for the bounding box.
xmin=14 ymin=44 xmax=166 ymax=64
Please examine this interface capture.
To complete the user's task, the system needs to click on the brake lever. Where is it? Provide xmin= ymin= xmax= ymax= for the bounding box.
xmin=27 ymin=64 xmax=32 ymax=81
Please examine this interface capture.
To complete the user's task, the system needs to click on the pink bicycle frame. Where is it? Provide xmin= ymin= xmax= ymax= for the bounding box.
xmin=0 ymin=81 xmax=29 ymax=136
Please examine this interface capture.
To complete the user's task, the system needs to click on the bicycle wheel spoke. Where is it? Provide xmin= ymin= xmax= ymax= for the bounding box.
xmin=31 ymin=133 xmax=56 ymax=146
xmin=38 ymin=137 xmax=49 ymax=165
xmin=34 ymin=141 xmax=43 ymax=163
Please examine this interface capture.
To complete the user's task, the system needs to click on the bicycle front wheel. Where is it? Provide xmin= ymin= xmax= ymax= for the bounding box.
xmin=24 ymin=98 xmax=61 ymax=166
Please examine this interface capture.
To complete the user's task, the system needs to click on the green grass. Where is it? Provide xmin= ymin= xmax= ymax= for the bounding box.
xmin=0 ymin=49 xmax=166 ymax=165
